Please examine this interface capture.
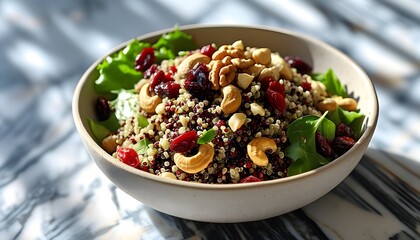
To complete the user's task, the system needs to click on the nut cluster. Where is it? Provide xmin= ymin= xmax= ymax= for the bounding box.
xmin=310 ymin=80 xmax=358 ymax=112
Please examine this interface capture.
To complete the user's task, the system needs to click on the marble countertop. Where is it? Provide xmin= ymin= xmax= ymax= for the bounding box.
xmin=1 ymin=0 xmax=419 ymax=239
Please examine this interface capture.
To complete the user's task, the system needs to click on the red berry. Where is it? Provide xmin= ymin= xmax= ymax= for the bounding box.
xmin=184 ymin=63 xmax=211 ymax=98
xmin=117 ymin=147 xmax=140 ymax=168
xmin=135 ymin=47 xmax=155 ymax=72
xmin=336 ymin=123 xmax=355 ymax=138
xmin=200 ymin=44 xmax=216 ymax=58
xmin=154 ymin=81 xmax=181 ymax=99
xmin=95 ymin=96 xmax=110 ymax=121
xmin=168 ymin=65 xmax=177 ymax=75
xmin=332 ymin=136 xmax=356 ymax=156
xmin=301 ymin=81 xmax=312 ymax=91
xmin=266 ymin=88 xmax=287 ymax=113
xmin=239 ymin=175 xmax=261 ymax=183
xmin=268 ymin=81 xmax=285 ymax=95
xmin=315 ymin=131 xmax=333 ymax=157
xmin=150 ymin=70 xmax=166 ymax=89
xmin=170 ymin=130 xmax=198 ymax=153
xmin=260 ymin=77 xmax=275 ymax=90
xmin=144 ymin=64 xmax=159 ymax=78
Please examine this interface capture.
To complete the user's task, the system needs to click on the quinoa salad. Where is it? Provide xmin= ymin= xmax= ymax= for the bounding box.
xmin=89 ymin=29 xmax=365 ymax=184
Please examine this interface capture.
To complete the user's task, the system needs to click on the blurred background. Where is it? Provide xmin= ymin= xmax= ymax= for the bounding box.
xmin=1 ymin=0 xmax=419 ymax=239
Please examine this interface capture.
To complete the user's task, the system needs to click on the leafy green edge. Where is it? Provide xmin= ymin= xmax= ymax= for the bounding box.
xmin=311 ymin=68 xmax=347 ymax=97
xmin=285 ymin=112 xmax=334 ymax=176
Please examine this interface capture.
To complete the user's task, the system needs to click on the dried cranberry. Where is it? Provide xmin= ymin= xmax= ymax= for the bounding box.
xmin=239 ymin=175 xmax=261 ymax=183
xmin=301 ymin=81 xmax=312 ymax=91
xmin=154 ymin=81 xmax=181 ymax=99
xmin=200 ymin=44 xmax=216 ymax=58
xmin=95 ymin=96 xmax=111 ymax=121
xmin=269 ymin=81 xmax=285 ymax=95
xmin=144 ymin=64 xmax=159 ymax=78
xmin=284 ymin=56 xmax=313 ymax=75
xmin=117 ymin=147 xmax=140 ymax=168
xmin=260 ymin=77 xmax=275 ymax=90
xmin=170 ymin=130 xmax=198 ymax=153
xmin=135 ymin=47 xmax=155 ymax=72
xmin=150 ymin=70 xmax=166 ymax=89
xmin=315 ymin=131 xmax=333 ymax=157
xmin=332 ymin=136 xmax=356 ymax=156
xmin=168 ymin=65 xmax=177 ymax=75
xmin=336 ymin=123 xmax=355 ymax=138
xmin=266 ymin=88 xmax=287 ymax=114
xmin=184 ymin=63 xmax=211 ymax=98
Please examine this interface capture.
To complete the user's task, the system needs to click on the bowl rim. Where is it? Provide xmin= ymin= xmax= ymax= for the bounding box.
xmin=72 ymin=23 xmax=379 ymax=190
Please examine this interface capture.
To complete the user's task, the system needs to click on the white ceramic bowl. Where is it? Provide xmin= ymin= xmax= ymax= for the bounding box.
xmin=73 ymin=25 xmax=378 ymax=223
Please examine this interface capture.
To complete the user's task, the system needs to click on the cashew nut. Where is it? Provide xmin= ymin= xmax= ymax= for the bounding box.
xmin=316 ymin=98 xmax=338 ymax=112
xmin=247 ymin=137 xmax=277 ymax=166
xmin=139 ymin=83 xmax=162 ymax=113
xmin=174 ymin=144 xmax=214 ymax=174
xmin=221 ymin=84 xmax=242 ymax=115
xmin=101 ymin=135 xmax=118 ymax=153
xmin=228 ymin=113 xmax=247 ymax=132
xmin=160 ymin=172 xmax=177 ymax=179
xmin=177 ymin=53 xmax=210 ymax=78
xmin=252 ymin=48 xmax=272 ymax=66
xmin=333 ymin=96 xmax=358 ymax=111
xmin=135 ymin=79 xmax=148 ymax=92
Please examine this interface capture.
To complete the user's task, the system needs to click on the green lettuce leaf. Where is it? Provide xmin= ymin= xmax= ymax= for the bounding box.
xmin=94 ymin=40 xmax=149 ymax=93
xmin=153 ymin=28 xmax=196 ymax=62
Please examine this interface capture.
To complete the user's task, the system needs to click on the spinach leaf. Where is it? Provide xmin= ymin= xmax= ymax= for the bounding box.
xmin=312 ymin=68 xmax=347 ymax=97
xmin=286 ymin=143 xmax=330 ymax=176
xmin=110 ymin=89 xmax=139 ymax=121
xmin=317 ymin=117 xmax=336 ymax=141
xmin=153 ymin=28 xmax=196 ymax=62
xmin=285 ymin=112 xmax=333 ymax=176
xmin=197 ymin=129 xmax=217 ymax=144
xmin=327 ymin=107 xmax=365 ymax=137
xmin=94 ymin=40 xmax=149 ymax=93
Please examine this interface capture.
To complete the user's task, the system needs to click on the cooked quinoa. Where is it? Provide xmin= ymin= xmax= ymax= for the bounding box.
xmin=105 ymin=41 xmax=327 ymax=183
